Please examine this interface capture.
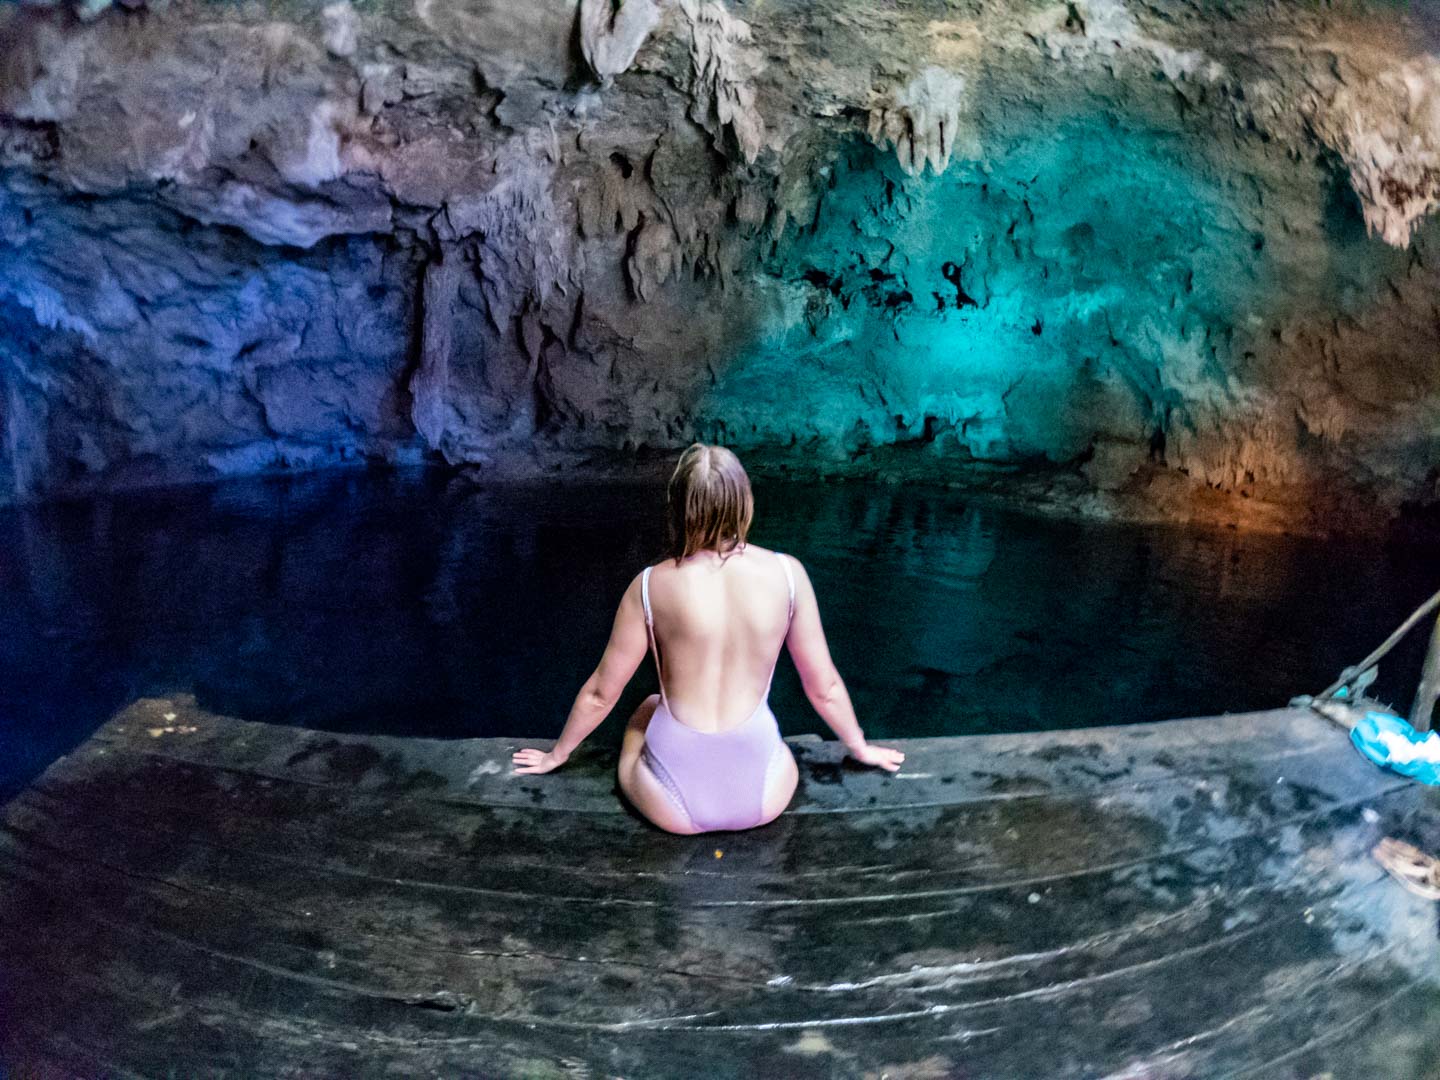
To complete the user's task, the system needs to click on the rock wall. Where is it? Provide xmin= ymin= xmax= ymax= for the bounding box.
xmin=2 ymin=0 xmax=1439 ymax=530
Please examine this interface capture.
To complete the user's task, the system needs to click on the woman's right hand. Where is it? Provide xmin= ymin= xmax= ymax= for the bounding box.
xmin=512 ymin=748 xmax=567 ymax=775
xmin=849 ymin=742 xmax=905 ymax=772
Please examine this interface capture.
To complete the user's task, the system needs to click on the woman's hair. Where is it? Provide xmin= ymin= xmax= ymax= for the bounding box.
xmin=667 ymin=443 xmax=754 ymax=562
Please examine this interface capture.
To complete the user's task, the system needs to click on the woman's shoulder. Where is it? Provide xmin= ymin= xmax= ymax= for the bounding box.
xmin=643 ymin=544 xmax=774 ymax=568
xmin=641 ymin=545 xmax=803 ymax=578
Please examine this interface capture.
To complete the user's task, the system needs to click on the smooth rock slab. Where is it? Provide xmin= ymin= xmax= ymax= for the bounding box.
xmin=2 ymin=696 xmax=1439 ymax=1077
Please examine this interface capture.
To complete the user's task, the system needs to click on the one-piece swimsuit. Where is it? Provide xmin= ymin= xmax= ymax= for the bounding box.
xmin=639 ymin=551 xmax=795 ymax=832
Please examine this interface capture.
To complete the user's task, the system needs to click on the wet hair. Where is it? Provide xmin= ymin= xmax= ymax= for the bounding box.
xmin=666 ymin=444 xmax=754 ymax=563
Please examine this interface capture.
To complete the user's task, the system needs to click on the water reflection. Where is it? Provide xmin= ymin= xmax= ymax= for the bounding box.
xmin=0 ymin=468 xmax=1432 ymax=799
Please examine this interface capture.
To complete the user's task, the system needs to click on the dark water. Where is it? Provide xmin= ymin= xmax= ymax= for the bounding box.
xmin=1 ymin=468 xmax=1434 ymax=801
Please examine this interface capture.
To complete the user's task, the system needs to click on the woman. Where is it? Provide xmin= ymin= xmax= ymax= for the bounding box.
xmin=512 ymin=444 xmax=904 ymax=833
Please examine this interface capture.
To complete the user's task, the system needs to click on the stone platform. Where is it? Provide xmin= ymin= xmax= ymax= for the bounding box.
xmin=2 ymin=696 xmax=1439 ymax=1078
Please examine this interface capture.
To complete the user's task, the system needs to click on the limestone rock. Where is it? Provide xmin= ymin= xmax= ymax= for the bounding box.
xmin=680 ymin=0 xmax=765 ymax=163
xmin=1327 ymin=57 xmax=1440 ymax=246
xmin=1029 ymin=0 xmax=1220 ymax=83
xmin=580 ymin=0 xmax=664 ymax=84
xmin=321 ymin=1 xmax=358 ymax=60
xmin=412 ymin=253 xmax=460 ymax=452
xmin=0 ymin=0 xmax=1437 ymax=533
xmin=868 ymin=67 xmax=970 ymax=177
xmin=1082 ymin=439 xmax=1147 ymax=492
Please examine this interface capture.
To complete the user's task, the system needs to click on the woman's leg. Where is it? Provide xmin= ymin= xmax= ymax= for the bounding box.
xmin=757 ymin=743 xmax=799 ymax=826
xmin=617 ymin=695 xmax=699 ymax=835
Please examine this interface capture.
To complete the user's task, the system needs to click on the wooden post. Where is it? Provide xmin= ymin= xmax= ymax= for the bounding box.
xmin=1412 ymin=611 xmax=1440 ymax=734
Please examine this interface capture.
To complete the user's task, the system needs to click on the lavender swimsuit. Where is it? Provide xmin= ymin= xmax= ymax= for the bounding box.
xmin=639 ymin=552 xmax=796 ymax=832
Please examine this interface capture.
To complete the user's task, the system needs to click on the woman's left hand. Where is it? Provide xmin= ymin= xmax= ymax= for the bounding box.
xmin=512 ymin=748 xmax=567 ymax=775
xmin=849 ymin=742 xmax=905 ymax=772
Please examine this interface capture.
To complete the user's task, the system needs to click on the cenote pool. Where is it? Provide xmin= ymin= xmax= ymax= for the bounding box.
xmin=1 ymin=468 xmax=1434 ymax=802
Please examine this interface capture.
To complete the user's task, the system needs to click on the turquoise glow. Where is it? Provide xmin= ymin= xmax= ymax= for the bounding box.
xmin=700 ymin=114 xmax=1411 ymax=481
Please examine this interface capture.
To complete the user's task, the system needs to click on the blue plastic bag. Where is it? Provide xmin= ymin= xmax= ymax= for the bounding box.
xmin=1350 ymin=710 xmax=1440 ymax=786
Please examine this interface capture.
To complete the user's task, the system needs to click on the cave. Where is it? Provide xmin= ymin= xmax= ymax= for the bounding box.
xmin=4 ymin=1 xmax=1440 ymax=1075
xmin=1 ymin=0 xmax=1437 ymax=533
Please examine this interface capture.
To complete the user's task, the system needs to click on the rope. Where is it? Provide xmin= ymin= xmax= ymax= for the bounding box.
xmin=1310 ymin=587 xmax=1440 ymax=703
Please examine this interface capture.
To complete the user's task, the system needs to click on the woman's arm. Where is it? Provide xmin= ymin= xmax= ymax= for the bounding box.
xmin=784 ymin=557 xmax=904 ymax=772
xmin=512 ymin=573 xmax=650 ymax=775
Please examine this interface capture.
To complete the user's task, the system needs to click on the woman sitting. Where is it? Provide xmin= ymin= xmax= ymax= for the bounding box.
xmin=513 ymin=443 xmax=903 ymax=833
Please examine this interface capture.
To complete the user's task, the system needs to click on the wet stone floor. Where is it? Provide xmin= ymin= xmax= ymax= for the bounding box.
xmin=1 ymin=696 xmax=1439 ymax=1077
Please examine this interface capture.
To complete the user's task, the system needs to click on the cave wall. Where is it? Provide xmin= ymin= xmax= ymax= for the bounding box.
xmin=1 ymin=0 xmax=1439 ymax=526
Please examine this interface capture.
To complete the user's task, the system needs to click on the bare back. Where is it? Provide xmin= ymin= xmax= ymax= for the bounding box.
xmin=514 ymin=442 xmax=903 ymax=805
xmin=643 ymin=545 xmax=793 ymax=732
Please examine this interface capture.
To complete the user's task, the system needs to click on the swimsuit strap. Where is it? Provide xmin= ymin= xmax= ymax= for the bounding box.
xmin=641 ymin=566 xmax=670 ymax=710
xmin=776 ymin=550 xmax=796 ymax=623
xmin=764 ymin=551 xmax=797 ymax=696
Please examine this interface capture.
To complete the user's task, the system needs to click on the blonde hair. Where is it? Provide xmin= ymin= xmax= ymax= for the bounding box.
xmin=667 ymin=444 xmax=754 ymax=562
